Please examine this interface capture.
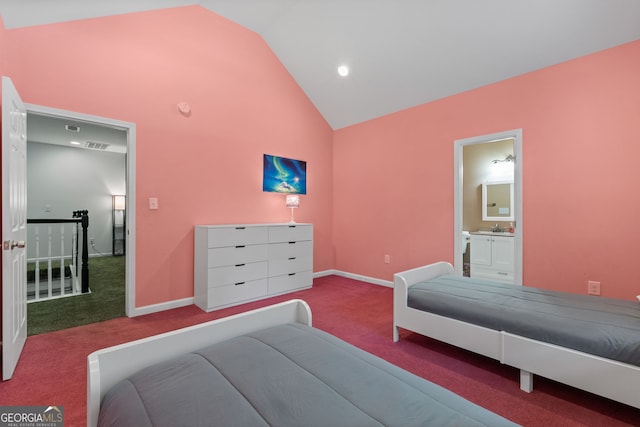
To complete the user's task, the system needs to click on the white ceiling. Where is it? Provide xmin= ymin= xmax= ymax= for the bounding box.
xmin=27 ymin=113 xmax=127 ymax=154
xmin=2 ymin=0 xmax=640 ymax=130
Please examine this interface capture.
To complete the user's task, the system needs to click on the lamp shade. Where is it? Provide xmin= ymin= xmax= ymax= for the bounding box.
xmin=286 ymin=195 xmax=300 ymax=208
xmin=113 ymin=195 xmax=126 ymax=210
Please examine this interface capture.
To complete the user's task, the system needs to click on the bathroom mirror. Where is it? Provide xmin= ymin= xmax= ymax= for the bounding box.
xmin=482 ymin=180 xmax=514 ymax=221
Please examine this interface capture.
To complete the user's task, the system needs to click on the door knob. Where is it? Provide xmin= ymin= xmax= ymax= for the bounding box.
xmin=11 ymin=240 xmax=25 ymax=249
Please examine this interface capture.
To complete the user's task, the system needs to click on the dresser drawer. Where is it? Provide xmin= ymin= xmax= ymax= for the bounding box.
xmin=207 ymin=244 xmax=268 ymax=268
xmin=268 ymin=224 xmax=312 ymax=243
xmin=207 ymin=226 xmax=269 ymax=248
xmin=208 ymin=261 xmax=268 ymax=288
xmin=268 ymin=270 xmax=312 ymax=295
xmin=208 ymin=279 xmax=268 ymax=307
xmin=269 ymin=256 xmax=312 ymax=277
xmin=268 ymin=241 xmax=313 ymax=260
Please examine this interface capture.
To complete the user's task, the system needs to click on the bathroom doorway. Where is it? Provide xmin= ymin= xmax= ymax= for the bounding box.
xmin=453 ymin=130 xmax=523 ymax=285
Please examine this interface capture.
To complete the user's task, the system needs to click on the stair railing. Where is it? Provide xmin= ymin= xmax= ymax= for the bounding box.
xmin=26 ymin=210 xmax=89 ymax=301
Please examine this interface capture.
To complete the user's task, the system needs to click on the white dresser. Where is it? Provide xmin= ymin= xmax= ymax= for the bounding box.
xmin=469 ymin=233 xmax=514 ymax=284
xmin=194 ymin=223 xmax=313 ymax=312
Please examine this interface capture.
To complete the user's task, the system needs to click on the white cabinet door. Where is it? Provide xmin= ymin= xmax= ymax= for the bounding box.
xmin=492 ymin=236 xmax=514 ymax=273
xmin=470 ymin=235 xmax=492 ymax=266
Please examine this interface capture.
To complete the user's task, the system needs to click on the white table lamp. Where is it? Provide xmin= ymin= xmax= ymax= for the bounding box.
xmin=286 ymin=195 xmax=300 ymax=223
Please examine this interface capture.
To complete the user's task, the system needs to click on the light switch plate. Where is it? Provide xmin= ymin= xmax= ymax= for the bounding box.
xmin=149 ymin=197 xmax=158 ymax=210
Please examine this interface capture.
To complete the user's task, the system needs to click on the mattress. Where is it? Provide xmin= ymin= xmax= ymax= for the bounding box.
xmin=408 ymin=275 xmax=640 ymax=366
xmin=98 ymin=323 xmax=518 ymax=427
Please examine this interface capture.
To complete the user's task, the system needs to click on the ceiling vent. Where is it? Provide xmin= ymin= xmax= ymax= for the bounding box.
xmin=85 ymin=141 xmax=110 ymax=150
xmin=65 ymin=124 xmax=80 ymax=132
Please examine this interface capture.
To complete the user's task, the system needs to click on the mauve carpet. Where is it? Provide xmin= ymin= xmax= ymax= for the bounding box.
xmin=1 ymin=275 xmax=638 ymax=426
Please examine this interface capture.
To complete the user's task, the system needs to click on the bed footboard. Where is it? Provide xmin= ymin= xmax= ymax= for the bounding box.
xmin=87 ymin=299 xmax=312 ymax=427
xmin=393 ymin=261 xmax=502 ymax=361
xmin=393 ymin=262 xmax=454 ymax=341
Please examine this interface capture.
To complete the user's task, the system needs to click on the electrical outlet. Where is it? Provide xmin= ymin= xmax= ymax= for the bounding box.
xmin=587 ymin=280 xmax=601 ymax=296
xmin=384 ymin=254 xmax=391 ymax=264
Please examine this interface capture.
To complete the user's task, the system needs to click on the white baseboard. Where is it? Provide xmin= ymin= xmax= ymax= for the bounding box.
xmin=314 ymin=269 xmax=393 ymax=288
xmin=130 ymin=271 xmax=391 ymax=317
xmin=132 ymin=297 xmax=194 ymax=317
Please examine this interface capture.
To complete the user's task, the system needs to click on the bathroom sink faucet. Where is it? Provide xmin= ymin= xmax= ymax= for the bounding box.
xmin=491 ymin=224 xmax=502 ymax=232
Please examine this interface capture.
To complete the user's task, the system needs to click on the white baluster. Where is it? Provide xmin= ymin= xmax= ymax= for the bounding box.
xmin=27 ymin=221 xmax=83 ymax=302
xmin=47 ymin=225 xmax=53 ymax=298
xmin=60 ymin=224 xmax=65 ymax=296
xmin=34 ymin=226 xmax=40 ymax=301
xmin=71 ymin=226 xmax=78 ymax=294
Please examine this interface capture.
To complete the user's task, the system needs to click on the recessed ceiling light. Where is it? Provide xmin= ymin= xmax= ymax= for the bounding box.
xmin=70 ymin=141 xmax=81 ymax=146
xmin=337 ymin=65 xmax=349 ymax=77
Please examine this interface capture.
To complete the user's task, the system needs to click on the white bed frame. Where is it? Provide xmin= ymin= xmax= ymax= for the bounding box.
xmin=87 ymin=299 xmax=312 ymax=427
xmin=393 ymin=262 xmax=640 ymax=409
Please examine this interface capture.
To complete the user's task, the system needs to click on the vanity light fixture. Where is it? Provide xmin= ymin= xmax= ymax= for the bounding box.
xmin=491 ymin=154 xmax=515 ymax=164
xmin=490 ymin=154 xmax=515 ymax=178
xmin=286 ymin=195 xmax=300 ymax=223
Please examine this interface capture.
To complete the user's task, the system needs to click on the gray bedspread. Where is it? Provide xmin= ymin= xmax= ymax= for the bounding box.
xmin=98 ymin=323 xmax=518 ymax=426
xmin=408 ymin=275 xmax=640 ymax=366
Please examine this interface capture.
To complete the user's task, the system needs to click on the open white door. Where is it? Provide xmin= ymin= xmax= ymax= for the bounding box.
xmin=2 ymin=76 xmax=28 ymax=380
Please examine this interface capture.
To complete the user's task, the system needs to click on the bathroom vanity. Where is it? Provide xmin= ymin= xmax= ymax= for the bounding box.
xmin=469 ymin=231 xmax=515 ymax=284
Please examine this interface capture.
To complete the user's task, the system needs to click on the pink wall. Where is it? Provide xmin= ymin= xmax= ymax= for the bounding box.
xmin=1 ymin=6 xmax=334 ymax=307
xmin=0 ymin=16 xmax=5 ymax=78
xmin=334 ymin=39 xmax=640 ymax=300
xmin=2 ymin=6 xmax=639 ymax=307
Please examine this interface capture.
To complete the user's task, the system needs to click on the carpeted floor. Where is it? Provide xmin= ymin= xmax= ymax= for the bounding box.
xmin=27 ymin=255 xmax=125 ymax=335
xmin=2 ymin=275 xmax=639 ymax=426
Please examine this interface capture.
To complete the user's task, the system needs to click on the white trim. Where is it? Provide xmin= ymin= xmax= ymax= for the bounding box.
xmin=133 ymin=297 xmax=194 ymax=317
xmin=134 ymin=271 xmax=390 ymax=317
xmin=315 ymin=269 xmax=393 ymax=288
xmin=454 ymin=129 xmax=523 ymax=285
xmin=24 ymin=103 xmax=137 ymax=316
xmin=313 ymin=269 xmax=337 ymax=278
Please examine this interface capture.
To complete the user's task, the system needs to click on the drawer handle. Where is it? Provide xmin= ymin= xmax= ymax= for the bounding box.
xmin=235 ymin=282 xmax=245 ymax=286
xmin=235 ymin=227 xmax=246 ymax=230
xmin=235 ymin=245 xmax=245 ymax=248
xmin=288 ymin=273 xmax=296 ymax=276
xmin=498 ymin=272 xmax=508 ymax=276
xmin=288 ymin=225 xmax=296 ymax=228
xmin=235 ymin=263 xmax=245 ymax=267
xmin=288 ymin=241 xmax=296 ymax=244
xmin=288 ymin=257 xmax=296 ymax=260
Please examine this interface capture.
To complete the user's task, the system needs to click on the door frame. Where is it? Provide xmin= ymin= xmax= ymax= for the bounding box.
xmin=453 ymin=129 xmax=523 ymax=285
xmin=25 ymin=103 xmax=137 ymax=316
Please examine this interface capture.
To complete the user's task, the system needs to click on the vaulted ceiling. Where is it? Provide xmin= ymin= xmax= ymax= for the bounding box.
xmin=2 ymin=1 xmax=640 ymax=129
